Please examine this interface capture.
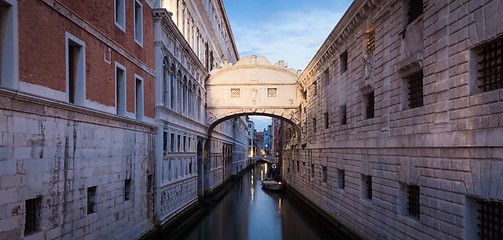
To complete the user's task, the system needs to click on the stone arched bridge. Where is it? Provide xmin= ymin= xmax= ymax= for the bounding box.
xmin=206 ymin=56 xmax=302 ymax=132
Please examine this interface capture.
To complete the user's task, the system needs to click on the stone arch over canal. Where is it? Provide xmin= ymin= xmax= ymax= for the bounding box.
xmin=206 ymin=55 xmax=302 ymax=136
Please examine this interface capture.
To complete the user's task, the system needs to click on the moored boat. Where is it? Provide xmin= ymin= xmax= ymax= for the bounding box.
xmin=261 ymin=179 xmax=285 ymax=191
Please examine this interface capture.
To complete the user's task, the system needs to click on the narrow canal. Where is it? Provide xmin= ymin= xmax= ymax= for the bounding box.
xmin=179 ymin=162 xmax=348 ymax=240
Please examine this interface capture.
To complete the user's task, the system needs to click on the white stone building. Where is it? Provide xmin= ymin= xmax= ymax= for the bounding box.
xmin=152 ymin=0 xmax=249 ymax=225
xmin=282 ymin=0 xmax=503 ymax=239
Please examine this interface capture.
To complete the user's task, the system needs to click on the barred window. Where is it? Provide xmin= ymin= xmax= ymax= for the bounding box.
xmin=407 ymin=185 xmax=420 ymax=218
xmin=407 ymin=0 xmax=423 ymax=25
xmin=25 ymin=197 xmax=42 ymax=236
xmin=476 ymin=199 xmax=503 ymax=239
xmin=406 ymin=71 xmax=423 ymax=109
xmin=365 ymin=175 xmax=372 ymax=199
xmin=477 ymin=37 xmax=503 ymax=92
xmin=367 ymin=29 xmax=375 ymax=54
xmin=230 ymin=88 xmax=240 ymax=98
xmin=267 ymin=88 xmax=277 ymax=97
xmin=311 ymin=164 xmax=315 ymax=178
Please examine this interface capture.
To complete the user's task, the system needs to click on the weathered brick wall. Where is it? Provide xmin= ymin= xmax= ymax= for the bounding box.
xmin=18 ymin=0 xmax=155 ymax=118
xmin=0 ymin=90 xmax=156 ymax=239
xmin=283 ymin=0 xmax=503 ymax=239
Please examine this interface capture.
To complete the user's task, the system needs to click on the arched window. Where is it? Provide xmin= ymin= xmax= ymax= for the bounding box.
xmin=162 ymin=58 xmax=169 ymax=106
xmin=170 ymin=64 xmax=176 ymax=110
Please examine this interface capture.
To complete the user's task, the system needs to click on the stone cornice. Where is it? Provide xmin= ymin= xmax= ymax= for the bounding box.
xmin=299 ymin=0 xmax=380 ymax=88
xmin=0 ymin=87 xmax=157 ymax=132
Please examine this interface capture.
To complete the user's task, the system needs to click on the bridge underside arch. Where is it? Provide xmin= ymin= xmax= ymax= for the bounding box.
xmin=208 ymin=111 xmax=300 ymax=138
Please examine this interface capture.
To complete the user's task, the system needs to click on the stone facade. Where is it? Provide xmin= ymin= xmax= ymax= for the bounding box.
xmin=152 ymin=0 xmax=249 ymax=225
xmin=282 ymin=0 xmax=503 ymax=239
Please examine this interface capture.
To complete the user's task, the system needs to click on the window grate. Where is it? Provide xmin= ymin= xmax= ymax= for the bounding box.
xmin=340 ymin=51 xmax=348 ymax=73
xmin=366 ymin=176 xmax=373 ymax=199
xmin=407 ymin=185 xmax=420 ymax=218
xmin=366 ymin=91 xmax=375 ymax=119
xmin=477 ymin=199 xmax=503 ymax=239
xmin=367 ymin=29 xmax=375 ymax=54
xmin=407 ymin=0 xmax=423 ymax=25
xmin=478 ymin=37 xmax=503 ymax=92
xmin=25 ymin=197 xmax=41 ymax=235
xmin=322 ymin=166 xmax=327 ymax=182
xmin=408 ymin=71 xmax=423 ymax=108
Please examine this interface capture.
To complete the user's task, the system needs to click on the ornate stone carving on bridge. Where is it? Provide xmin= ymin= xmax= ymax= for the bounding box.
xmin=207 ymin=56 xmax=301 ymax=129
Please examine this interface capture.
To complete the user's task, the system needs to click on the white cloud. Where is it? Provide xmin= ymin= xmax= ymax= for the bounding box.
xmin=232 ymin=9 xmax=344 ymax=70
xmin=249 ymin=116 xmax=272 ymax=131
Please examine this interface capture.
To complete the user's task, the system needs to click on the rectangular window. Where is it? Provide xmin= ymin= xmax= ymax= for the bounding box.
xmin=313 ymin=81 xmax=317 ymax=96
xmin=114 ymin=0 xmax=125 ymax=31
xmin=115 ymin=63 xmax=126 ymax=116
xmin=312 ymin=118 xmax=316 ymax=132
xmin=407 ymin=185 xmax=420 ymax=218
xmin=311 ymin=164 xmax=315 ymax=178
xmin=367 ymin=28 xmax=376 ymax=54
xmin=365 ymin=91 xmax=375 ymax=119
xmin=124 ymin=179 xmax=131 ymax=201
xmin=135 ymin=75 xmax=144 ymax=120
xmin=170 ymin=133 xmax=175 ymax=152
xmin=362 ymin=175 xmax=372 ymax=200
xmin=407 ymin=0 xmax=423 ymax=25
xmin=322 ymin=166 xmax=327 ymax=182
xmin=470 ymin=198 xmax=503 ymax=239
xmin=25 ymin=197 xmax=41 ymax=236
xmin=323 ymin=69 xmax=329 ymax=86
xmin=337 ymin=169 xmax=345 ymax=189
xmin=297 ymin=161 xmax=300 ymax=173
xmin=134 ymin=0 xmax=143 ymax=45
xmin=66 ymin=33 xmax=85 ymax=105
xmin=0 ymin=0 xmax=19 ymax=89
xmin=474 ymin=37 xmax=503 ymax=93
xmin=177 ymin=135 xmax=181 ymax=152
xmin=183 ymin=136 xmax=187 ymax=152
xmin=405 ymin=71 xmax=423 ymax=109
xmin=230 ymin=88 xmax=240 ymax=98
xmin=339 ymin=104 xmax=347 ymax=125
xmin=147 ymin=174 xmax=153 ymax=194
xmin=267 ymin=88 xmax=277 ymax=97
xmin=324 ymin=112 xmax=329 ymax=129
xmin=163 ymin=131 xmax=168 ymax=154
xmin=340 ymin=50 xmax=348 ymax=74
xmin=87 ymin=186 xmax=97 ymax=214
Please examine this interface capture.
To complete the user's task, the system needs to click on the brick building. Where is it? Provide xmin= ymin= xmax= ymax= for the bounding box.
xmin=0 ymin=0 xmax=157 ymax=239
xmin=282 ymin=0 xmax=503 ymax=239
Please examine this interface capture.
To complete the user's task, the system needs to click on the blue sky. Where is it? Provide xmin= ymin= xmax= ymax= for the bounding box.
xmin=222 ymin=0 xmax=352 ymax=130
xmin=222 ymin=0 xmax=352 ymax=70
